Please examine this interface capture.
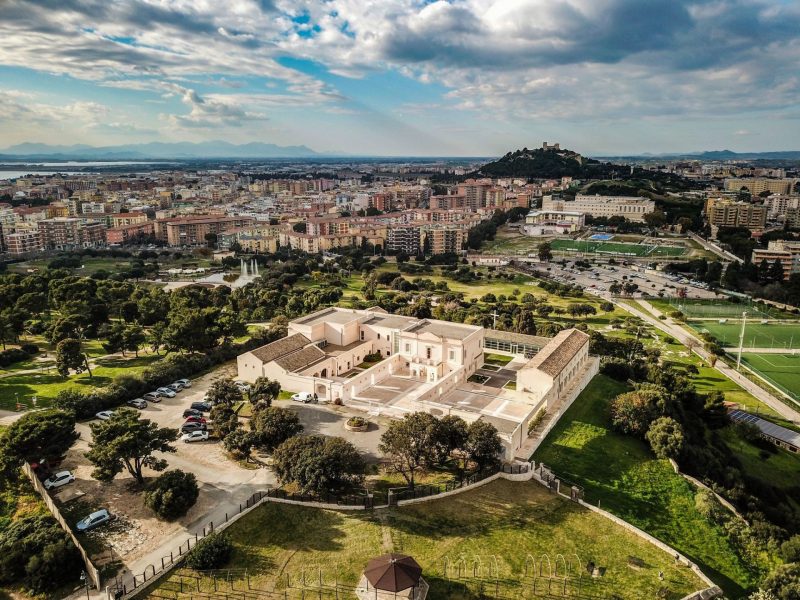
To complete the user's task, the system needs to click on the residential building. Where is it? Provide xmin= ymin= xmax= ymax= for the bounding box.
xmin=162 ymin=215 xmax=254 ymax=246
xmin=705 ymin=198 xmax=767 ymax=231
xmin=106 ymin=221 xmax=155 ymax=245
xmin=4 ymin=229 xmax=44 ymax=255
xmin=724 ymin=178 xmax=797 ymax=196
xmin=751 ymin=240 xmax=800 ymax=280
xmin=37 ymin=217 xmax=106 ymax=250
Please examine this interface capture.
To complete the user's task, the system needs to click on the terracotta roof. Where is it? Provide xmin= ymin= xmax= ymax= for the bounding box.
xmin=523 ymin=329 xmax=589 ymax=378
xmin=250 ymin=333 xmax=310 ymax=364
xmin=274 ymin=345 xmax=326 ymax=372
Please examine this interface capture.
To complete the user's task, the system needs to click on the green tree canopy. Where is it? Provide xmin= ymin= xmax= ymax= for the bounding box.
xmin=250 ymin=406 xmax=303 ymax=452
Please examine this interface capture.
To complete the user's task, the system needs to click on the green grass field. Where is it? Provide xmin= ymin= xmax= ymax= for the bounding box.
xmin=739 ymin=353 xmax=800 ymax=401
xmin=550 ymin=239 xmax=686 ymax=257
xmin=532 ymin=375 xmax=762 ymax=596
xmin=651 ymin=298 xmax=795 ymax=320
xmin=146 ymin=479 xmax=705 ymax=600
xmin=689 ymin=321 xmax=800 ymax=349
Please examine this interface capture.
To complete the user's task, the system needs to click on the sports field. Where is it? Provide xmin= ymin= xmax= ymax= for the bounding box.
xmin=655 ymin=298 xmax=794 ymax=320
xmin=689 ymin=320 xmax=800 ymax=348
xmin=739 ymin=353 xmax=800 ymax=402
xmin=550 ymin=239 xmax=685 ymax=257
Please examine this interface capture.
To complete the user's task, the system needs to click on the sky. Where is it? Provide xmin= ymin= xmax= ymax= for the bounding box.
xmin=0 ymin=0 xmax=799 ymax=156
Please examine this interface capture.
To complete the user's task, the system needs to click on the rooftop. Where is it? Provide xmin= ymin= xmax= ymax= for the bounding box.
xmin=403 ymin=319 xmax=480 ymax=340
xmin=522 ymin=329 xmax=589 ymax=378
xmin=364 ymin=314 xmax=417 ymax=330
xmin=250 ymin=333 xmax=310 ymax=364
xmin=729 ymin=410 xmax=800 ymax=449
xmin=274 ymin=345 xmax=327 ymax=373
xmin=294 ymin=307 xmax=362 ymax=327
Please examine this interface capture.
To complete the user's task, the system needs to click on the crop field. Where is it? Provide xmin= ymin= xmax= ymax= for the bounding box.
xmin=739 ymin=353 xmax=800 ymax=402
xmin=550 ymin=239 xmax=686 ymax=257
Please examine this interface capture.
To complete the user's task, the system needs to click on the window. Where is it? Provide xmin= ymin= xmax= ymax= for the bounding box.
xmin=426 ymin=347 xmax=432 ymax=359
xmin=377 ymin=333 xmax=381 ymax=340
xmin=360 ymin=330 xmax=365 ymax=341
xmin=449 ymin=349 xmax=455 ymax=361
xmin=405 ymin=343 xmax=410 ymax=352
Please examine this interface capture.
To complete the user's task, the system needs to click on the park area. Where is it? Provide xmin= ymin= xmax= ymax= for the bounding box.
xmin=143 ymin=479 xmax=705 ymax=600
xmin=532 ymin=375 xmax=762 ymax=597
xmin=550 ymin=239 xmax=686 ymax=257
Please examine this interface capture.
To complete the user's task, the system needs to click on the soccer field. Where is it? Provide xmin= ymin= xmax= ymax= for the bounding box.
xmin=690 ymin=321 xmax=800 ymax=348
xmin=550 ymin=239 xmax=685 ymax=257
xmin=657 ymin=298 xmax=793 ymax=319
xmin=740 ymin=353 xmax=800 ymax=401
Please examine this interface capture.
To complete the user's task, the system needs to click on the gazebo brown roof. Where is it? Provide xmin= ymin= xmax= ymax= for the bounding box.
xmin=363 ymin=554 xmax=422 ymax=592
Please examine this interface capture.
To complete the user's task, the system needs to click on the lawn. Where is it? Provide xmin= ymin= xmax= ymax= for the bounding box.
xmin=483 ymin=353 xmax=513 ymax=366
xmin=739 ymin=353 xmax=800 ymax=402
xmin=532 ymin=375 xmax=761 ymax=597
xmin=147 ymin=479 xmax=705 ymax=600
xmin=0 ymin=354 xmax=161 ymax=410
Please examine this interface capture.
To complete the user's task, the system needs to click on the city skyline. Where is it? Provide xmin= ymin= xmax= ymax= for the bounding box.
xmin=1 ymin=0 xmax=799 ymax=156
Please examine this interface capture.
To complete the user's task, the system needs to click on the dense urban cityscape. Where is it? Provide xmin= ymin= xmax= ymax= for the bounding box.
xmin=1 ymin=1 xmax=799 ymax=600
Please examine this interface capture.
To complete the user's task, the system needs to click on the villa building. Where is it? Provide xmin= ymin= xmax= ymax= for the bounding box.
xmin=238 ymin=307 xmax=598 ymax=459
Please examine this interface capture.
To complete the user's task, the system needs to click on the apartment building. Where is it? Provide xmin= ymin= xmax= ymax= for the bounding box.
xmin=106 ymin=212 xmax=149 ymax=228
xmin=386 ymin=225 xmax=421 ymax=255
xmin=106 ymin=221 xmax=155 ymax=245
xmin=705 ymin=198 xmax=767 ymax=231
xmin=423 ymin=225 xmax=468 ymax=255
xmin=752 ymin=240 xmax=800 ymax=281
xmin=457 ymin=179 xmax=493 ymax=211
xmin=161 ymin=215 xmax=254 ymax=246
xmin=37 ymin=217 xmax=106 ymax=250
xmin=4 ymin=229 xmax=44 ymax=255
xmin=543 ymin=194 xmax=655 ymax=222
xmin=763 ymin=195 xmax=800 ymax=220
xmin=724 ymin=178 xmax=797 ymax=196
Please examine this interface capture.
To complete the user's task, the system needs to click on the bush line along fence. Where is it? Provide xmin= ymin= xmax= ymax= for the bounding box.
xmin=21 ymin=462 xmax=102 ymax=590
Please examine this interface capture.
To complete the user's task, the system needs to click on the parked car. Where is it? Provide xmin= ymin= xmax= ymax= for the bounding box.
xmin=95 ymin=410 xmax=114 ymax=420
xmin=184 ymin=416 xmax=207 ymax=424
xmin=190 ymin=401 xmax=212 ymax=412
xmin=144 ymin=392 xmax=162 ymax=402
xmin=291 ymin=392 xmax=316 ymax=404
xmin=43 ymin=470 xmax=75 ymax=490
xmin=175 ymin=378 xmax=192 ymax=388
xmin=127 ymin=398 xmax=147 ymax=409
xmin=76 ymin=509 xmax=113 ymax=532
xmin=157 ymin=387 xmax=176 ymax=398
xmin=168 ymin=382 xmax=184 ymax=392
xmin=234 ymin=380 xmax=250 ymax=392
xmin=181 ymin=430 xmax=209 ymax=443
xmin=180 ymin=422 xmax=207 ymax=434
xmin=183 ymin=408 xmax=203 ymax=419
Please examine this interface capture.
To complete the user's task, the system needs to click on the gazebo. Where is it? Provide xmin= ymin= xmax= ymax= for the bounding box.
xmin=355 ymin=554 xmax=429 ymax=600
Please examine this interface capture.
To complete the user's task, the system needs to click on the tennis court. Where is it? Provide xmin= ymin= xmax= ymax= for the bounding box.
xmin=551 ymin=239 xmax=686 ymax=257
xmin=690 ymin=321 xmax=800 ymax=348
xmin=739 ymin=353 xmax=800 ymax=401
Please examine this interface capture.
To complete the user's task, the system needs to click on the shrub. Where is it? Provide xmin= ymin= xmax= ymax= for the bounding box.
xmin=0 ymin=348 xmax=30 ymax=367
xmin=346 ymin=416 xmax=367 ymax=428
xmin=20 ymin=343 xmax=39 ymax=356
xmin=779 ymin=535 xmax=800 ymax=563
xmin=645 ymin=417 xmax=685 ymax=460
xmin=144 ymin=470 xmax=199 ymax=520
xmin=185 ymin=532 xmax=232 ymax=570
xmin=272 ymin=435 xmax=366 ymax=496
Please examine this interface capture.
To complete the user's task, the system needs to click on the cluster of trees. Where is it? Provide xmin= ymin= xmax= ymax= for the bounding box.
xmin=466 ymin=207 xmax=528 ymax=251
xmin=664 ymin=258 xmax=724 ymax=287
xmin=379 ymin=412 xmax=503 ymax=488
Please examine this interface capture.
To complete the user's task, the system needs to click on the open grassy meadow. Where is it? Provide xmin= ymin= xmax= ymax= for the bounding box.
xmin=145 ymin=479 xmax=706 ymax=600
xmin=532 ymin=375 xmax=763 ymax=597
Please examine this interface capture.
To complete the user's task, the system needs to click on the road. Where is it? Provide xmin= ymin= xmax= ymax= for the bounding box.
xmin=619 ymin=299 xmax=800 ymax=423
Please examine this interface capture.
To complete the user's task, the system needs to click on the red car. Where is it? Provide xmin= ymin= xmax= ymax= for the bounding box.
xmin=183 ymin=416 xmax=207 ymax=425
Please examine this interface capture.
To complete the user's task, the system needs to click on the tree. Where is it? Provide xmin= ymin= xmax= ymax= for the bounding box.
xmin=645 ymin=417 xmax=685 ymax=459
xmin=210 ymin=404 xmax=240 ymax=438
xmin=703 ymin=391 xmax=729 ymax=428
xmin=430 ymin=415 xmax=468 ymax=466
xmin=204 ymin=232 xmax=218 ymax=249
xmin=609 ymin=388 xmax=663 ymax=437
xmin=643 ymin=210 xmax=667 ymax=228
xmin=206 ymin=378 xmax=243 ymax=408
xmin=185 ymin=532 xmax=232 ymax=570
xmin=223 ymin=429 xmax=256 ymax=460
xmin=537 ymin=242 xmax=553 ymax=262
xmin=123 ymin=323 xmax=146 ymax=356
xmin=250 ymin=406 xmax=303 ymax=452
xmin=609 ymin=282 xmax=622 ymax=295
xmin=780 ymin=535 xmax=800 ymax=563
xmin=272 ymin=435 xmax=366 ymax=496
xmin=513 ymin=310 xmax=537 ymax=335
xmin=248 ymin=376 xmax=282 ymax=410
xmin=761 ymin=563 xmax=800 ymax=600
xmin=85 ymin=408 xmax=178 ymax=485
xmin=465 ymin=420 xmax=503 ymax=471
xmin=362 ymin=273 xmax=378 ymax=301
xmin=0 ymin=409 xmax=78 ymax=476
xmin=379 ymin=412 xmax=438 ymax=489
xmin=149 ymin=321 xmax=167 ymax=355
xmin=55 ymin=337 xmax=92 ymax=378
xmin=144 ymin=470 xmax=199 ymax=520
xmin=164 ymin=307 xmax=221 ymax=353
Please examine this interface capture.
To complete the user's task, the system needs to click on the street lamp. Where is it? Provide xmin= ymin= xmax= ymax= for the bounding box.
xmin=80 ymin=570 xmax=90 ymax=599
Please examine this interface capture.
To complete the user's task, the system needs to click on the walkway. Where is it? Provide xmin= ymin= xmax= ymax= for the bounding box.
xmin=619 ymin=299 xmax=800 ymax=423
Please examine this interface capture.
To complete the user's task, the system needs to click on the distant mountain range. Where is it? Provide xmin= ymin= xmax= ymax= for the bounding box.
xmin=0 ymin=141 xmax=319 ymax=160
xmin=597 ymin=149 xmax=800 ymax=161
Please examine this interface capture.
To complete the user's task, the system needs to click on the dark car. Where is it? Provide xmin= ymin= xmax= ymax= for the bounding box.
xmin=180 ymin=422 xmax=208 ymax=434
xmin=190 ymin=401 xmax=212 ymax=412
xmin=183 ymin=408 xmax=203 ymax=419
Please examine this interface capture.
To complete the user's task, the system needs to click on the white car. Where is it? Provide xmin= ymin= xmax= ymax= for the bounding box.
xmin=43 ymin=470 xmax=75 ymax=490
xmin=157 ymin=387 xmax=176 ymax=398
xmin=95 ymin=410 xmax=114 ymax=420
xmin=181 ymin=430 xmax=209 ymax=443
xmin=176 ymin=378 xmax=192 ymax=388
xmin=290 ymin=392 xmax=316 ymax=404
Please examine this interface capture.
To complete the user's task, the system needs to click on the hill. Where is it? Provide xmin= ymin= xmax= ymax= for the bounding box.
xmin=474 ymin=145 xmax=622 ymax=179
